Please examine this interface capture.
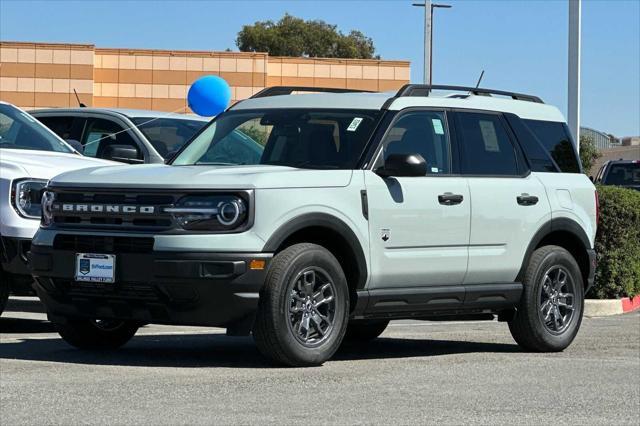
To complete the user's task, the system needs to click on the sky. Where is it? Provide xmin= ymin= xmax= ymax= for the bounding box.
xmin=1 ymin=0 xmax=639 ymax=136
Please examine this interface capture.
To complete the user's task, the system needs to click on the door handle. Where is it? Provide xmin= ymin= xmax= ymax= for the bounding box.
xmin=517 ymin=194 xmax=539 ymax=206
xmin=438 ymin=192 xmax=464 ymax=206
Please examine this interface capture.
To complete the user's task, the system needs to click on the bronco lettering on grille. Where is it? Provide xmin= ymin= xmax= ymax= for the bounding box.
xmin=54 ymin=204 xmax=156 ymax=214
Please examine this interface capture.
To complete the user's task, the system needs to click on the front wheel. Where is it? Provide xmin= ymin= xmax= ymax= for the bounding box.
xmin=56 ymin=318 xmax=139 ymax=350
xmin=253 ymin=243 xmax=350 ymax=367
xmin=508 ymin=245 xmax=584 ymax=352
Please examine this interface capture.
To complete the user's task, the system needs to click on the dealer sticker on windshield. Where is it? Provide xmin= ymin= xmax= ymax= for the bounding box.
xmin=75 ymin=253 xmax=115 ymax=283
xmin=347 ymin=117 xmax=363 ymax=132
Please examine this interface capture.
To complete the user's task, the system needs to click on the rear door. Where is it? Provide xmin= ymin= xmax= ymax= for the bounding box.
xmin=365 ymin=109 xmax=470 ymax=289
xmin=453 ymin=111 xmax=551 ymax=284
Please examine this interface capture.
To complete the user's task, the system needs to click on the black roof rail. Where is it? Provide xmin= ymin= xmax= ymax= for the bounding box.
xmin=395 ymin=84 xmax=544 ymax=104
xmin=250 ymin=86 xmax=373 ymax=99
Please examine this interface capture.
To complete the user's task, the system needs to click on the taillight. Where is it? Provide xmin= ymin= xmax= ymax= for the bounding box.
xmin=595 ymin=190 xmax=600 ymax=227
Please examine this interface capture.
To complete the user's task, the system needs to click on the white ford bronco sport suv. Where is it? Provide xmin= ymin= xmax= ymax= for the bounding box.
xmin=30 ymin=85 xmax=597 ymax=366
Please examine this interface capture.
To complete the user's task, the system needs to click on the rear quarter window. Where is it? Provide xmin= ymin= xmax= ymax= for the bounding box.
xmin=523 ymin=119 xmax=581 ymax=173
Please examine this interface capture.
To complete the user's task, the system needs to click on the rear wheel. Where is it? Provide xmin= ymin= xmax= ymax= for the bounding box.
xmin=343 ymin=320 xmax=389 ymax=343
xmin=56 ymin=318 xmax=139 ymax=349
xmin=509 ymin=245 xmax=584 ymax=352
xmin=253 ymin=243 xmax=349 ymax=367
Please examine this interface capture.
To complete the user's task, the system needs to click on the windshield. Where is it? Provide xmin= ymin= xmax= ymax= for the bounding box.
xmin=604 ymin=163 xmax=640 ymax=186
xmin=0 ymin=104 xmax=73 ymax=153
xmin=132 ymin=117 xmax=207 ymax=159
xmin=172 ymin=109 xmax=382 ymax=169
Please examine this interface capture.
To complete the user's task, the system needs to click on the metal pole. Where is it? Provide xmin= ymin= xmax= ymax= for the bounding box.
xmin=568 ymin=0 xmax=581 ymax=152
xmin=424 ymin=0 xmax=432 ymax=84
xmin=429 ymin=4 xmax=434 ymax=84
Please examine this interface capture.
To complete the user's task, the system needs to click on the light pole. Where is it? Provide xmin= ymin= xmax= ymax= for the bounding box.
xmin=412 ymin=1 xmax=452 ymax=84
xmin=568 ymin=0 xmax=582 ymax=152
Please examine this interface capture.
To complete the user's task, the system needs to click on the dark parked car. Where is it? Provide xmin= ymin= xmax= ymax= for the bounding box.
xmin=30 ymin=108 xmax=209 ymax=164
xmin=594 ymin=159 xmax=640 ymax=191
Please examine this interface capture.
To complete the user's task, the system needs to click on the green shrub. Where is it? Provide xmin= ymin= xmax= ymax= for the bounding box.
xmin=591 ymin=185 xmax=640 ymax=298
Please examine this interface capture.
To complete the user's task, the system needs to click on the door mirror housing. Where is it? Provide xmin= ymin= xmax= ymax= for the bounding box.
xmin=376 ymin=153 xmax=427 ymax=178
xmin=102 ymin=144 xmax=144 ymax=164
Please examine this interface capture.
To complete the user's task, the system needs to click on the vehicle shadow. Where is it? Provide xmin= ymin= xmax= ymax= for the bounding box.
xmin=0 ymin=317 xmax=57 ymax=334
xmin=0 ymin=331 xmax=520 ymax=369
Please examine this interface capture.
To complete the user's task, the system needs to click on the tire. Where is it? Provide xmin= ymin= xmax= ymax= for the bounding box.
xmin=56 ymin=318 xmax=139 ymax=350
xmin=0 ymin=268 xmax=9 ymax=317
xmin=509 ymin=245 xmax=584 ymax=352
xmin=253 ymin=243 xmax=350 ymax=367
xmin=343 ymin=320 xmax=389 ymax=343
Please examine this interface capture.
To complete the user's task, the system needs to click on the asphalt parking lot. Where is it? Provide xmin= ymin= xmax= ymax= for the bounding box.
xmin=1 ymin=297 xmax=639 ymax=425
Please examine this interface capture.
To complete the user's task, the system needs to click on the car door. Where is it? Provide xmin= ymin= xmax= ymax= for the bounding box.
xmin=81 ymin=117 xmax=145 ymax=163
xmin=453 ymin=110 xmax=551 ymax=284
xmin=365 ymin=109 xmax=470 ymax=289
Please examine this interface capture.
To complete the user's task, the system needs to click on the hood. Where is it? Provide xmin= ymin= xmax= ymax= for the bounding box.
xmin=0 ymin=149 xmax=115 ymax=181
xmin=49 ymin=164 xmax=354 ymax=189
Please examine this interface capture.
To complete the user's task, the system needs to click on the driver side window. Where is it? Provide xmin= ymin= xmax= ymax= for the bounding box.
xmin=382 ymin=110 xmax=451 ymax=175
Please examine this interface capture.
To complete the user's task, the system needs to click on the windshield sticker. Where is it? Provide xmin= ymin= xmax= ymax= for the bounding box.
xmin=479 ymin=120 xmax=500 ymax=152
xmin=347 ymin=117 xmax=363 ymax=132
xmin=432 ymin=118 xmax=445 ymax=135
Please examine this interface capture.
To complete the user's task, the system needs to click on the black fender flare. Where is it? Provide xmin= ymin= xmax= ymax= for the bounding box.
xmin=263 ymin=213 xmax=368 ymax=289
xmin=517 ymin=217 xmax=592 ymax=282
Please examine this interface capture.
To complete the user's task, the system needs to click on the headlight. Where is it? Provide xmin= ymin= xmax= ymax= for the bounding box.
xmin=165 ymin=194 xmax=249 ymax=231
xmin=11 ymin=179 xmax=47 ymax=219
xmin=41 ymin=190 xmax=55 ymax=227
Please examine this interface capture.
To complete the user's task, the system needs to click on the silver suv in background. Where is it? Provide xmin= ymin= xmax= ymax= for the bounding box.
xmin=30 ymin=108 xmax=208 ymax=164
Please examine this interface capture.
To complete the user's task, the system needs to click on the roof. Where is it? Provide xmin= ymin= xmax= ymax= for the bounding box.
xmin=30 ymin=107 xmax=209 ymax=121
xmin=231 ymin=90 xmax=566 ymax=123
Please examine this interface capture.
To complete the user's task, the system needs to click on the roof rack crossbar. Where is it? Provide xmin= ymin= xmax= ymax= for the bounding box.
xmin=395 ymin=84 xmax=544 ymax=103
xmin=250 ymin=86 xmax=373 ymax=99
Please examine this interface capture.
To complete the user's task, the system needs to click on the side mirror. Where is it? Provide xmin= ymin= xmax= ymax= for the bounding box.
xmin=376 ymin=153 xmax=427 ymax=178
xmin=102 ymin=144 xmax=144 ymax=164
xmin=589 ymin=175 xmax=595 ymax=182
xmin=65 ymin=139 xmax=84 ymax=153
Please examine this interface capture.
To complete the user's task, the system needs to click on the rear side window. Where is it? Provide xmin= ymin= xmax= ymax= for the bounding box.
xmin=35 ymin=116 xmax=76 ymax=140
xmin=523 ymin=119 xmax=581 ymax=173
xmin=456 ymin=112 xmax=520 ymax=176
xmin=504 ymin=115 xmax=558 ymax=172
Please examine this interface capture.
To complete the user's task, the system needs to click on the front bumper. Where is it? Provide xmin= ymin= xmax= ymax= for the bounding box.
xmin=0 ymin=235 xmax=36 ymax=295
xmin=30 ymin=243 xmax=272 ymax=328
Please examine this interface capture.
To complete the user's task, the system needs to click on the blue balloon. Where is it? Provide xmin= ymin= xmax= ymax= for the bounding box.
xmin=187 ymin=75 xmax=231 ymax=117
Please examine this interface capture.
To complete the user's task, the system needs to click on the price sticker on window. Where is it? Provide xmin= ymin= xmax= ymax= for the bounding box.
xmin=347 ymin=117 xmax=363 ymax=132
xmin=432 ymin=118 xmax=445 ymax=135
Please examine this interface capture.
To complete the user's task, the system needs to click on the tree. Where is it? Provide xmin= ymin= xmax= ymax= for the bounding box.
xmin=579 ymin=134 xmax=601 ymax=174
xmin=236 ymin=14 xmax=377 ymax=59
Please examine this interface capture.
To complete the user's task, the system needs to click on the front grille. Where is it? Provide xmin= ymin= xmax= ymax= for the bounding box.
xmin=50 ymin=189 xmax=178 ymax=231
xmin=53 ymin=235 xmax=154 ymax=254
xmin=52 ymin=279 xmax=160 ymax=302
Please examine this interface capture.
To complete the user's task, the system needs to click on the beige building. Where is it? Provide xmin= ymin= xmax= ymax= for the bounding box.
xmin=0 ymin=41 xmax=410 ymax=113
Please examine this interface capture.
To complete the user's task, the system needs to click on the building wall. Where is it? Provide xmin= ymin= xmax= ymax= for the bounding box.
xmin=1 ymin=41 xmax=411 ymax=112
xmin=0 ymin=42 xmax=94 ymax=108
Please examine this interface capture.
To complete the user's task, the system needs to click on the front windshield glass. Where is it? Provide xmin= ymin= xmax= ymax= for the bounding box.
xmin=132 ymin=117 xmax=207 ymax=159
xmin=0 ymin=103 xmax=73 ymax=153
xmin=172 ymin=109 xmax=382 ymax=169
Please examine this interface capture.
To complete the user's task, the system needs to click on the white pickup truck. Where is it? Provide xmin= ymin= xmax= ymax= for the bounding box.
xmin=0 ymin=101 xmax=113 ymax=315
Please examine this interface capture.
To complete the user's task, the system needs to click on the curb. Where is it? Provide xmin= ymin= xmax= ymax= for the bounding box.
xmin=584 ymin=296 xmax=640 ymax=317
